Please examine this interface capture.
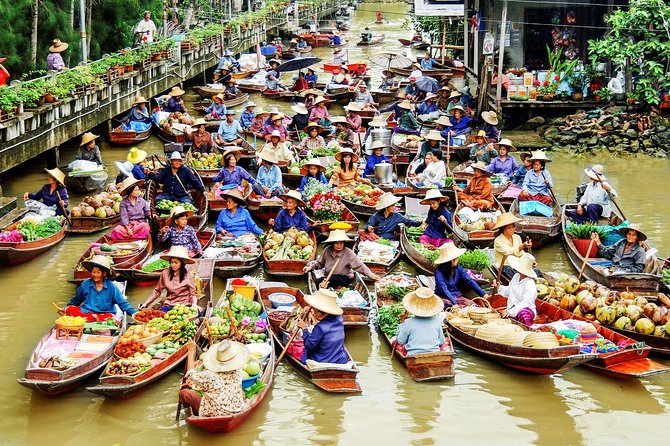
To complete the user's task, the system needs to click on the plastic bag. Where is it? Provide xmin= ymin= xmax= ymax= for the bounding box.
xmin=68 ymin=160 xmax=99 ymax=172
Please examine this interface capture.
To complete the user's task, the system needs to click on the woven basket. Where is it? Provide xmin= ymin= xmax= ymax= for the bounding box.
xmin=55 ymin=323 xmax=84 ymax=340
xmin=468 ymin=306 xmax=492 ymax=323
xmin=448 ymin=317 xmax=473 ymax=328
xmin=460 ymin=324 xmax=481 ymax=335
xmin=523 ymin=332 xmax=560 ymax=349
xmin=497 ymin=331 xmax=529 ymax=346
xmin=138 ymin=331 xmax=164 ymax=347
xmin=482 ymin=312 xmax=501 ymax=322
xmin=475 ymin=322 xmax=519 ymax=342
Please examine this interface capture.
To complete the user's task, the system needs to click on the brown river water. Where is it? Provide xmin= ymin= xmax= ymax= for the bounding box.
xmin=2 ymin=4 xmax=670 ymax=445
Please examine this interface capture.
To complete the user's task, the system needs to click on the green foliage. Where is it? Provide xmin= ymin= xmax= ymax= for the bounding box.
xmin=568 ymin=70 xmax=589 ymax=92
xmin=0 ymin=85 xmax=21 ymax=115
xmin=594 ymin=87 xmax=611 ymax=101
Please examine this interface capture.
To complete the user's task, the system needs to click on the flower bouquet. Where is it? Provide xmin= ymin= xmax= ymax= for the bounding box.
xmin=309 ymin=191 xmax=345 ymax=222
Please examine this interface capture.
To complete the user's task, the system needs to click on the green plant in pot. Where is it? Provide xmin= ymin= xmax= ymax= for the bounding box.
xmin=566 ymin=222 xmax=607 ymax=257
xmin=17 ymin=79 xmax=48 ymax=108
xmin=593 ymin=87 xmax=611 ymax=102
xmin=0 ymin=85 xmax=20 ymax=119
xmin=568 ymin=71 xmax=589 ymax=100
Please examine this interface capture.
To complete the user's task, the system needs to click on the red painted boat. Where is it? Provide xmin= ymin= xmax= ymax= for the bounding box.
xmin=263 ymin=231 xmax=317 ymax=277
xmin=307 ymin=271 xmax=372 ymax=327
xmin=147 ymin=179 xmax=209 ymax=231
xmin=0 ymin=212 xmax=68 ymax=266
xmin=323 ymin=63 xmax=367 ymax=74
xmin=108 ymin=125 xmax=152 ymax=146
xmin=70 ymin=234 xmax=152 ymax=284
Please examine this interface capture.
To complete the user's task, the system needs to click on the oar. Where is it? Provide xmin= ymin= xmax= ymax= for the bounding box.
xmin=55 ymin=191 xmax=71 ymax=226
xmin=152 ymin=153 xmax=167 ymax=169
xmin=320 ymin=258 xmax=341 ymax=289
xmin=52 ymin=302 xmax=65 ymax=315
xmin=526 ymin=236 xmax=533 ymax=255
xmin=204 ymin=318 xmax=214 ymax=346
xmin=593 ymin=171 xmax=626 ymax=221
xmin=390 ymin=310 xmax=408 ymax=360
xmin=493 ymin=255 xmax=507 ymax=294
xmin=275 ymin=306 xmax=312 ymax=365
xmin=540 ymin=171 xmax=558 ymax=205
xmin=578 ymin=238 xmax=596 ymax=281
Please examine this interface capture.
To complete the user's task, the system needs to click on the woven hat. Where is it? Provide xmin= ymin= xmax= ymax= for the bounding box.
xmin=220 ymin=62 xmax=232 ymax=71
xmin=435 ymin=116 xmax=452 ymax=127
xmin=305 ymin=289 xmax=343 ymax=316
xmin=301 ymin=88 xmax=320 ymax=98
xmin=127 ymin=147 xmax=147 ymax=164
xmin=396 ymin=90 xmax=406 ymax=99
xmin=304 ymin=122 xmax=323 ymax=133
xmin=203 ymin=340 xmax=250 ymax=372
xmin=224 ymin=109 xmax=236 ymax=115
xmin=193 ymin=118 xmax=207 ymax=127
xmin=493 ymin=212 xmax=522 ymax=230
xmin=160 ymin=245 xmax=196 ymax=264
xmin=494 ymin=138 xmax=517 ymax=152
xmin=369 ymin=117 xmax=387 ymax=127
xmin=471 ymin=160 xmax=492 ymax=175
xmin=370 ymin=141 xmax=386 ymax=151
xmin=165 ymin=205 xmax=194 ymax=226
xmin=118 ymin=177 xmax=144 ymax=197
xmin=449 ymin=91 xmax=462 ymax=100
xmin=271 ymin=112 xmax=285 ymax=121
xmin=618 ymin=224 xmax=647 ymax=241
xmin=439 ymin=86 xmax=450 ymax=93
xmin=434 ymin=242 xmax=466 ymax=265
xmin=398 ymin=100 xmax=412 ymax=110
xmin=584 ymin=164 xmax=606 ymax=181
xmin=115 ymin=161 xmax=133 ymax=178
xmin=335 ymin=147 xmax=359 ymax=162
xmin=331 ymin=116 xmax=350 ymax=127
xmin=474 ymin=130 xmax=488 ymax=143
xmin=344 ymin=102 xmax=362 ymax=112
xmin=449 ymin=104 xmax=465 ymax=115
xmin=221 ymin=188 xmax=248 ymax=206
xmin=80 ymin=132 xmax=99 ymax=146
xmin=169 ymin=86 xmax=185 ymax=96
xmin=375 ymin=192 xmax=401 ymax=210
xmin=529 ymin=150 xmax=551 ymax=163
xmin=424 ymin=93 xmax=438 ymax=101
xmin=49 ymin=39 xmax=69 ymax=52
xmin=519 ymin=152 xmax=532 ymax=162
xmin=290 ymin=38 xmax=298 ymax=44
xmin=324 ymin=229 xmax=353 ymax=244
xmin=169 ymin=151 xmax=183 ymax=161
xmin=259 ymin=150 xmax=278 ymax=164
xmin=133 ymin=96 xmax=149 ymax=105
xmin=280 ymin=190 xmax=306 ymax=207
xmin=269 ymin=58 xmax=280 ymax=65
xmin=340 ymin=65 xmax=349 ymax=72
xmin=402 ymin=287 xmax=443 ymax=317
xmin=224 ymin=49 xmax=234 ymax=56
xmin=291 ymin=103 xmax=308 ymax=115
xmin=270 ymin=129 xmax=282 ymax=139
xmin=460 ymin=86 xmax=471 ymax=95
xmin=425 ymin=130 xmax=444 ymax=141
xmin=420 ymin=189 xmax=448 ymax=205
xmin=82 ymin=254 xmax=114 ymax=273
xmin=223 ymin=149 xmax=242 ymax=162
xmin=255 ymin=107 xmax=270 ymax=117
xmin=45 ymin=168 xmax=66 ymax=187
xmin=213 ymin=93 xmax=225 ymax=102
xmin=413 ymin=62 xmax=422 ymax=70
xmin=303 ymin=158 xmax=326 ymax=172
xmin=482 ymin=110 xmax=499 ymax=125
xmin=245 ymin=101 xmax=257 ymax=108
xmin=507 ymin=253 xmax=537 ymax=278
xmin=313 ymin=96 xmax=327 ymax=105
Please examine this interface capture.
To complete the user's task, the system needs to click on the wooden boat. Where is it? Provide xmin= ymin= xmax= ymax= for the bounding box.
xmin=451 ymin=144 xmax=471 ymax=163
xmin=400 ymin=225 xmax=435 ymax=275
xmin=489 ymin=294 xmax=668 ymax=378
xmin=192 ymin=85 xmax=251 ymax=104
xmin=263 ymin=231 xmax=317 ymax=277
xmin=108 ymin=125 xmax=152 ymax=146
xmin=17 ymin=282 xmax=128 ymax=395
xmin=247 ymin=193 xmax=283 ymax=221
xmin=232 ymin=69 xmax=259 ymax=79
xmin=452 ymin=160 xmax=473 ymax=180
xmin=510 ymin=199 xmax=561 ymax=248
xmin=193 ymin=94 xmax=250 ymax=113
xmin=452 ymin=200 xmax=502 ymax=249
xmin=67 ymin=213 xmax=120 ymax=234
xmin=562 ymin=204 xmax=663 ymax=294
xmin=152 ymin=121 xmax=188 ymax=144
xmin=259 ymin=283 xmax=362 ymax=392
xmin=206 ymin=182 xmax=252 ymax=214
xmin=307 ymin=205 xmax=360 ymax=237
xmin=357 ymin=34 xmax=385 ymax=46
xmin=323 ymin=62 xmax=367 ymax=74
xmin=147 ymin=179 xmax=209 ymax=231
xmin=298 ymin=33 xmax=332 ymax=48
xmin=329 ymin=40 xmax=349 ymax=48
xmin=66 ymin=170 xmax=109 ymax=193
xmin=212 ymin=241 xmax=262 ymax=279
xmin=282 ymin=170 xmax=303 ymax=189
xmin=371 ymin=88 xmax=399 ymax=104
xmin=354 ymin=239 xmax=400 ymax=278
xmin=339 ymin=198 xmax=377 ymax=219
xmin=307 ymin=271 xmax=372 ymax=327
xmin=0 ymin=212 xmax=68 ymax=266
xmin=70 ymin=234 xmax=152 ymax=284
xmin=389 ymin=66 xmax=453 ymax=82
xmin=237 ymin=82 xmax=265 ymax=93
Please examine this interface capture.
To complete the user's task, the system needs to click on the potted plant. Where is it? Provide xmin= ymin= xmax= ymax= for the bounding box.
xmin=593 ymin=87 xmax=611 ymax=103
xmin=568 ymin=71 xmax=589 ymax=101
xmin=17 ymin=80 xmax=47 ymax=109
xmin=627 ymin=92 xmax=637 ymax=105
xmin=0 ymin=85 xmax=20 ymax=121
xmin=537 ymin=78 xmax=558 ymax=100
xmin=565 ymin=222 xmax=606 ymax=257
xmin=586 ymin=63 xmax=605 ymax=95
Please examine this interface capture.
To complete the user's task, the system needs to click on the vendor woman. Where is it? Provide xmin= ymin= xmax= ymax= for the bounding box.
xmin=111 ymin=177 xmax=152 ymax=240
xmin=590 ymin=224 xmax=648 ymax=274
xmin=418 ymin=189 xmax=452 ymax=248
xmin=362 ymin=193 xmax=421 ymax=241
xmin=212 ymin=149 xmax=260 ymax=194
xmin=520 ymin=151 xmax=554 ymax=206
xmin=396 ymin=287 xmax=445 ymax=356
xmin=268 ymin=190 xmax=311 ymax=233
xmin=296 ymin=289 xmax=349 ymax=365
xmin=23 ymin=168 xmax=69 ymax=216
xmin=493 ymin=212 xmax=533 ymax=278
xmin=329 ymin=148 xmax=369 ymax=188
xmin=159 ymin=205 xmax=203 ymax=257
xmin=452 ymin=161 xmax=494 ymax=210
xmin=298 ymin=122 xmax=326 ymax=154
xmin=493 ymin=253 xmax=538 ymax=325
xmin=487 ymin=138 xmax=518 ymax=177
xmin=434 ymin=242 xmax=489 ymax=308
xmin=215 ymin=189 xmax=263 ymax=237
xmin=298 ymin=159 xmax=328 ymax=193
xmin=139 ymin=246 xmax=198 ymax=311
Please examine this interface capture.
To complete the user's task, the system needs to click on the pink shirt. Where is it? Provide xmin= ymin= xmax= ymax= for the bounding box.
xmin=146 ymin=268 xmax=197 ymax=307
xmin=309 ymin=106 xmax=329 ymax=122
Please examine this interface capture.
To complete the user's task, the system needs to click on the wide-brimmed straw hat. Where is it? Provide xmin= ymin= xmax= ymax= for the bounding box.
xmin=118 ymin=177 xmax=144 ymax=197
xmin=375 ymin=192 xmax=401 ymax=211
xmin=259 ymin=151 xmax=278 ymax=164
xmin=482 ymin=110 xmax=499 ymax=125
xmin=49 ymin=39 xmax=69 ymax=52
xmin=618 ymin=224 xmax=647 ymax=241
xmin=474 ymin=130 xmax=488 ymax=143
xmin=449 ymin=104 xmax=465 ymax=115
xmin=169 ymin=86 xmax=186 ymax=97
xmin=80 ymin=132 xmax=99 ymax=146
xmin=435 ymin=116 xmax=452 ymax=127
xmin=344 ymin=102 xmax=362 ymax=112
xmin=304 ymin=122 xmax=323 ymax=133
xmin=420 ymin=189 xmax=448 ymax=205
xmin=82 ymin=254 xmax=114 ymax=274
xmin=396 ymin=90 xmax=406 ymax=99
xmin=425 ymin=130 xmax=444 ymax=141
xmin=127 ymin=147 xmax=147 ymax=164
xmin=413 ymin=62 xmax=422 ymax=70
xmin=193 ymin=118 xmax=207 ymax=127
xmin=370 ymin=141 xmax=386 ymax=151
xmin=313 ymin=96 xmax=328 ymax=105
xmin=245 ymin=101 xmax=257 ymax=108
xmin=224 ymin=109 xmax=236 ymax=115
xmin=324 ymin=229 xmax=352 ymax=244
xmin=493 ymin=212 xmax=522 ymax=230
xmin=335 ymin=147 xmax=359 ymax=162
xmin=160 ymin=245 xmax=196 ymax=264
xmin=494 ymin=138 xmax=516 ymax=152
xmin=222 ymin=149 xmax=242 ymax=162
xmin=507 ymin=253 xmax=537 ymax=279
xmin=300 ymin=88 xmax=321 ymax=98
xmin=369 ymin=117 xmax=387 ymax=127
xmin=305 ymin=289 xmax=343 ymax=316
xmin=449 ymin=91 xmax=462 ymax=100
xmin=221 ymin=188 xmax=248 ymax=206
xmin=529 ymin=150 xmax=551 ymax=163
xmin=398 ymin=100 xmax=412 ymax=110
xmin=291 ymin=103 xmax=308 ymax=115
xmin=434 ymin=242 xmax=466 ymax=265
xmin=424 ymin=93 xmax=438 ymax=101
xmin=45 ymin=167 xmax=66 ymax=187
xmin=213 ymin=93 xmax=226 ymax=102
xmin=331 ymin=116 xmax=350 ymax=127
xmin=471 ymin=160 xmax=492 ymax=175
xmin=165 ymin=205 xmax=194 ymax=226
xmin=402 ymin=287 xmax=443 ymax=317
xmin=115 ymin=161 xmax=133 ymax=178
xmin=255 ymin=107 xmax=270 ymax=117
xmin=279 ymin=190 xmax=306 ymax=207
xmin=303 ymin=158 xmax=326 ymax=172
xmin=133 ymin=96 xmax=149 ymax=105
xmin=271 ymin=113 xmax=285 ymax=121
xmin=203 ymin=340 xmax=250 ymax=372
xmin=584 ymin=164 xmax=606 ymax=181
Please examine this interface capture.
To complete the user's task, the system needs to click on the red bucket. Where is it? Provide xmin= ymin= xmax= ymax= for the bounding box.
xmin=573 ymin=238 xmax=597 ymax=258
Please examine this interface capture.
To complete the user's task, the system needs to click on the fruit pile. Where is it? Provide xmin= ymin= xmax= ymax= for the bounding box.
xmin=163 ymin=320 xmax=198 ymax=345
xmin=119 ymin=324 xmax=163 ymax=344
xmin=188 ymin=152 xmax=223 ymax=170
xmin=115 ymin=341 xmax=146 ymax=358
xmin=55 ymin=315 xmax=86 ymax=327
xmin=338 ymin=184 xmax=384 ymax=207
xmin=107 ymin=359 xmax=142 ymax=375
xmin=71 ymin=191 xmax=122 ymax=219
xmin=164 ymin=304 xmax=199 ymax=322
xmin=242 ymin=360 xmax=261 ymax=379
xmin=133 ymin=309 xmax=166 ymax=323
xmin=0 ymin=216 xmax=65 ymax=243
xmin=155 ymin=200 xmax=197 ymax=214
xmin=264 ymin=227 xmax=314 ymax=261
xmin=146 ymin=341 xmax=179 ymax=358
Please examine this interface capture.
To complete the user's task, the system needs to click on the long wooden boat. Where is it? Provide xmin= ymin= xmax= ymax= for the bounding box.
xmin=562 ymin=204 xmax=663 ymax=294
xmin=66 ymin=171 xmax=109 ymax=193
xmin=451 ymin=144 xmax=471 ymax=163
xmin=263 ymin=231 xmax=317 ymax=277
xmin=152 ymin=121 xmax=188 ymax=144
xmin=237 ymin=82 xmax=265 ymax=93
xmin=452 ymin=160 xmax=473 ymax=180
xmin=108 ymin=125 xmax=152 ymax=146
xmin=323 ymin=62 xmax=367 ymax=74
xmin=0 ymin=213 xmax=68 ymax=266
xmin=147 ymin=179 xmax=208 ymax=231
xmin=206 ymin=182 xmax=252 ymax=215
xmin=370 ymin=88 xmax=399 ymax=104
xmin=67 ymin=213 xmax=120 ymax=234
xmin=193 ymin=94 xmax=250 ymax=113
xmin=259 ymin=283 xmax=362 ymax=392
xmin=17 ymin=282 xmax=127 ymax=395
xmin=389 ymin=66 xmax=453 ymax=82
xmin=307 ymin=271 xmax=372 ymax=327
xmin=452 ymin=200 xmax=502 ymax=249
xmin=357 ymin=34 xmax=385 ymax=46
xmin=192 ymin=85 xmax=251 ymax=104
xmin=399 ymin=225 xmax=435 ymax=275
xmin=307 ymin=206 xmax=360 ymax=237
xmin=247 ymin=193 xmax=283 ymax=221
xmin=339 ymin=198 xmax=377 ymax=219
xmin=354 ymin=240 xmax=400 ymax=278
xmin=213 ymin=250 xmax=261 ymax=279
xmin=232 ymin=69 xmax=259 ymax=80
xmin=510 ymin=199 xmax=561 ymax=248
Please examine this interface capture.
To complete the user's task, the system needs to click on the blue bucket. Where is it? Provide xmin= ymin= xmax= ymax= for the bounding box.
xmin=519 ymin=201 xmax=553 ymax=218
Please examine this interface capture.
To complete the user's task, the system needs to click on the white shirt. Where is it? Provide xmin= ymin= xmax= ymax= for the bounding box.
xmin=580 ymin=181 xmax=617 ymax=218
xmin=410 ymin=69 xmax=423 ymax=79
xmin=259 ymin=142 xmax=296 ymax=165
xmin=418 ymin=160 xmax=446 ymax=185
xmin=499 ymin=274 xmax=537 ymax=318
xmin=136 ymin=19 xmax=157 ymax=43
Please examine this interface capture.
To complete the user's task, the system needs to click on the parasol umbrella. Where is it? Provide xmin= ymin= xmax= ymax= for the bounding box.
xmin=277 ymin=57 xmax=322 ymax=73
xmin=415 ymin=76 xmax=440 ymax=93
xmin=369 ymin=52 xmax=414 ymax=70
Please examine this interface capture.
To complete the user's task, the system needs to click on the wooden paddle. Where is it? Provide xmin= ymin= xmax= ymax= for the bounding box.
xmin=578 ymin=238 xmax=596 ymax=281
xmin=526 ymin=236 xmax=533 ymax=255
xmin=593 ymin=171 xmax=626 ymax=221
xmin=493 ymin=255 xmax=507 ymax=294
xmin=52 ymin=302 xmax=65 ymax=315
xmin=390 ymin=310 xmax=408 ymax=360
xmin=540 ymin=171 xmax=558 ymax=205
xmin=320 ymin=258 xmax=341 ymax=289
xmin=275 ymin=305 xmax=312 ymax=365
xmin=55 ymin=191 xmax=71 ymax=226
xmin=204 ymin=318 xmax=214 ymax=346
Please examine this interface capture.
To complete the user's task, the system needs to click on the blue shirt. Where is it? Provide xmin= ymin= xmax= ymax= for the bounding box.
xmin=417 ymin=101 xmax=439 ymax=115
xmin=273 ymin=208 xmax=310 ymax=233
xmin=28 ymin=184 xmax=69 ymax=216
xmin=148 ymin=166 xmax=205 ymax=199
xmin=212 ymin=165 xmax=257 ymax=186
xmin=256 ymin=164 xmax=283 ymax=193
xmin=301 ymin=314 xmax=349 ymax=364
xmin=164 ymin=97 xmax=186 ymax=113
xmin=424 ymin=206 xmax=452 ymax=239
xmin=396 ymin=316 xmax=445 ymax=356
xmin=68 ymin=278 xmax=137 ymax=315
xmin=483 ymin=123 xmax=499 ymax=143
xmin=305 ymin=73 xmax=318 ymax=84
xmin=299 ymin=173 xmax=328 ymax=193
xmin=217 ymin=119 xmax=243 ymax=142
xmin=435 ymin=264 xmax=486 ymax=305
xmin=450 ymin=115 xmax=472 ymax=131
xmin=215 ymin=207 xmax=263 ymax=236
xmin=205 ymin=103 xmax=226 ymax=116
xmin=364 ymin=211 xmax=421 ymax=240
xmin=131 ymin=164 xmax=146 ymax=180
xmin=405 ymin=84 xmax=418 ymax=96
xmin=363 ymin=154 xmax=391 ymax=177
xmin=420 ymin=59 xmax=435 ymax=70
xmin=511 ymin=165 xmax=530 ymax=186
xmin=240 ymin=110 xmax=255 ymax=129
xmin=487 ymin=156 xmax=518 ymax=177
xmin=380 ymin=101 xmax=403 ymax=118
xmin=522 ymin=169 xmax=553 ymax=196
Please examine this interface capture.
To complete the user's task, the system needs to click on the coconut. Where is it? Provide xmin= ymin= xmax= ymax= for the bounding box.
xmin=620 ymin=290 xmax=635 ymax=301
xmin=91 ymin=198 xmax=103 ymax=209
xmin=596 ymin=306 xmax=617 ymax=326
xmin=654 ymin=326 xmax=666 ymax=338
xmin=71 ymin=206 xmax=82 ymax=218
xmin=615 ymin=301 xmax=628 ymax=319
xmin=658 ymin=293 xmax=670 ymax=309
xmin=82 ymin=206 xmax=95 ymax=217
xmin=573 ymin=306 xmax=583 ymax=317
xmin=551 ymin=287 xmax=566 ymax=300
xmin=559 ymin=295 xmax=577 ymax=312
xmin=584 ymin=313 xmax=596 ymax=322
xmin=104 ymin=206 xmax=116 ymax=217
xmin=101 ymin=198 xmax=114 ymax=207
xmin=547 ymin=298 xmax=560 ymax=306
xmin=651 ymin=306 xmax=665 ymax=325
xmin=557 ymin=272 xmax=570 ymax=283
xmin=113 ymin=202 xmax=120 ymax=214
xmin=605 ymin=291 xmax=618 ymax=306
xmin=580 ymin=294 xmax=597 ymax=314
xmin=633 ymin=296 xmax=648 ymax=308
xmin=643 ymin=303 xmax=659 ymax=320
xmin=625 ymin=305 xmax=643 ymax=324
xmin=635 ymin=318 xmax=655 ymax=335
xmin=95 ymin=207 xmax=107 ymax=219
xmin=576 ymin=290 xmax=592 ymax=305
xmin=554 ymin=280 xmax=566 ymax=292
xmin=614 ymin=316 xmax=632 ymax=330
xmin=536 ymin=277 xmax=548 ymax=285
xmin=660 ymin=308 xmax=670 ymax=326
xmin=536 ymin=284 xmax=549 ymax=299
xmin=564 ymin=277 xmax=580 ymax=294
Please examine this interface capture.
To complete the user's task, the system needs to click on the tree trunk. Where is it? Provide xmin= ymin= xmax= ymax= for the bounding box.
xmin=86 ymin=0 xmax=92 ymax=59
xmin=31 ymin=0 xmax=38 ymax=66
xmin=70 ymin=0 xmax=74 ymax=30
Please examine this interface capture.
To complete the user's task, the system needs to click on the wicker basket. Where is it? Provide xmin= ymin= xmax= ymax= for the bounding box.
xmin=55 ymin=323 xmax=84 ymax=340
xmin=482 ymin=312 xmax=501 ymax=322
xmin=460 ymin=324 xmax=481 ymax=335
xmin=138 ymin=331 xmax=164 ymax=347
xmin=448 ymin=317 xmax=473 ymax=328
xmin=468 ymin=297 xmax=494 ymax=322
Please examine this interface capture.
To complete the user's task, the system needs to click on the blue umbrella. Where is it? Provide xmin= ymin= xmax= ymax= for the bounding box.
xmin=277 ymin=57 xmax=322 ymax=73
xmin=415 ymin=76 xmax=440 ymax=93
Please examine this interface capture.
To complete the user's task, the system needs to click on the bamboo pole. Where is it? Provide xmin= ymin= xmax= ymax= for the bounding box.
xmin=496 ymin=0 xmax=508 ymax=107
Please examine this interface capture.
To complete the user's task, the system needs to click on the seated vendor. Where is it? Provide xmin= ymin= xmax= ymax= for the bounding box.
xmin=159 ymin=205 xmax=203 ymax=257
xmin=492 ymin=253 xmax=538 ymax=326
xmin=296 ymin=289 xmax=348 ymax=365
xmin=452 ymin=161 xmax=495 ymax=210
xmin=215 ymin=189 xmax=263 ymax=237
xmin=520 ymin=151 xmax=554 ymax=207
xmin=590 ymin=225 xmax=648 ymax=274
xmin=139 ymin=246 xmax=198 ymax=312
xmin=363 ymin=142 xmax=393 ymax=178
xmin=396 ymin=287 xmax=445 ymax=356
xmin=434 ymin=242 xmax=489 ymax=308
xmin=268 ymin=190 xmax=311 ymax=233
xmin=362 ymin=193 xmax=421 ymax=241
xmin=418 ymin=189 xmax=452 ymax=248
xmin=299 ymin=158 xmax=328 ymax=193
xmin=110 ymin=177 xmax=152 ymax=241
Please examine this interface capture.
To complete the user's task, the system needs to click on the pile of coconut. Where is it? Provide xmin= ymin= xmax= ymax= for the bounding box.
xmin=71 ymin=189 xmax=122 ymax=219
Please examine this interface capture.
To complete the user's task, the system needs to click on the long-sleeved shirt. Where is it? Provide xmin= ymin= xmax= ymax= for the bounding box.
xmin=186 ymin=131 xmax=214 ymax=151
xmin=417 ymin=101 xmax=439 ymax=115
xmin=494 ymin=233 xmax=523 ymax=269
xmin=256 ymin=164 xmax=283 ymax=193
xmin=420 ymin=58 xmax=435 ymax=70
xmin=355 ymin=90 xmax=375 ymax=106
xmin=299 ymin=173 xmax=328 ymax=193
xmin=309 ymin=106 xmax=329 ymax=122
xmin=363 ymin=154 xmax=391 ymax=177
xmin=292 ymin=113 xmax=309 ymax=131
xmin=215 ymin=207 xmax=263 ymax=236
xmin=487 ymin=156 xmax=518 ymax=177
xmin=164 ymin=97 xmax=186 ymax=113
xmin=68 ymin=278 xmax=136 ymax=315
xmin=511 ymin=165 xmax=530 ymax=186
xmin=450 ymin=115 xmax=472 ymax=131
xmin=398 ymin=110 xmax=418 ymax=131
xmin=273 ymin=208 xmax=310 ymax=232
xmin=418 ymin=161 xmax=447 ymax=185
xmin=299 ymin=136 xmax=326 ymax=152
xmin=301 ymin=314 xmax=349 ymax=364
xmin=160 ymin=225 xmax=202 ymax=253
xmin=380 ymin=100 xmax=402 ymax=118
xmin=146 ymin=268 xmax=197 ymax=307
xmin=205 ymin=102 xmax=226 ymax=117
xmin=249 ymin=116 xmax=266 ymax=133
xmin=423 ymin=207 xmax=452 ymax=239
xmin=124 ymin=106 xmax=151 ymax=123
xmin=212 ymin=165 xmax=257 ymax=186
xmin=347 ymin=113 xmax=362 ymax=132
xmin=330 ymin=166 xmax=362 ymax=188
xmin=597 ymin=239 xmax=646 ymax=273
xmin=131 ymin=164 xmax=146 ymax=180
xmin=405 ymin=83 xmax=418 ymax=96
xmin=309 ymin=246 xmax=375 ymax=279
xmin=148 ymin=166 xmax=205 ymax=199
xmin=46 ymin=52 xmax=66 ymax=71
xmin=419 ymin=141 xmax=441 ymax=160
xmin=364 ymin=211 xmax=421 ymax=240
xmin=499 ymin=274 xmax=537 ymax=318
xmin=435 ymin=264 xmax=485 ymax=305
xmin=462 ymin=176 xmax=494 ymax=205
xmin=259 ymin=142 xmax=296 ymax=165
xmin=119 ymin=196 xmax=150 ymax=226
xmin=469 ymin=143 xmax=498 ymax=163
xmin=580 ymin=181 xmax=617 ymax=218
xmin=336 ymin=128 xmax=356 ymax=146
xmin=522 ymin=169 xmax=553 ymax=196
xmin=217 ymin=119 xmax=243 ymax=142
xmin=262 ymin=124 xmax=289 ymax=140
xmin=76 ymin=145 xmax=104 ymax=165
xmin=396 ymin=316 xmax=445 ymax=356
xmin=28 ymin=184 xmax=69 ymax=216
xmin=483 ymin=123 xmax=500 ymax=143
xmin=305 ymin=73 xmax=318 ymax=84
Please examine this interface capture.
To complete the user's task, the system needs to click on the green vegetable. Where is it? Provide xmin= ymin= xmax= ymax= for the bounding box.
xmin=377 ymin=303 xmax=406 ymax=337
xmin=142 ymin=259 xmax=170 ymax=272
xmin=662 ymin=268 xmax=670 ymax=285
xmin=458 ymin=249 xmax=492 ymax=272
xmin=385 ymin=284 xmax=408 ymax=301
xmin=411 ymin=242 xmax=439 ymax=264
xmin=566 ymin=222 xmax=607 ymax=239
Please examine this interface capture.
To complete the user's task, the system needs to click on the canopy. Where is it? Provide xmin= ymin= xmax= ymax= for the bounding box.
xmin=369 ymin=52 xmax=413 ymax=70
xmin=277 ymin=57 xmax=323 ymax=73
xmin=415 ymin=76 xmax=440 ymax=93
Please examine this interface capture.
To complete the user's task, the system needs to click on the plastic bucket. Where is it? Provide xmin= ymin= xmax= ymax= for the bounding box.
xmin=233 ymin=284 xmax=256 ymax=299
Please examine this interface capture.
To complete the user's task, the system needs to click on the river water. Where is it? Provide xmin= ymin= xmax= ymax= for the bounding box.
xmin=2 ymin=4 xmax=670 ymax=446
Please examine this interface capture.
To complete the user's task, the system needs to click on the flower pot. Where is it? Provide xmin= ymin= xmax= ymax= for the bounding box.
xmin=594 ymin=95 xmax=601 ymax=103
xmin=571 ymin=92 xmax=583 ymax=101
xmin=44 ymin=93 xmax=55 ymax=103
xmin=151 ymin=53 xmax=163 ymax=61
xmin=573 ymin=238 xmax=598 ymax=258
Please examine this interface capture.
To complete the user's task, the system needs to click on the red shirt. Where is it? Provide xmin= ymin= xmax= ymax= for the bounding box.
xmin=0 ymin=67 xmax=9 ymax=86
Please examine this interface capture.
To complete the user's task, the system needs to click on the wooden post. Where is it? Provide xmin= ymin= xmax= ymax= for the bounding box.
xmin=441 ymin=17 xmax=446 ymax=65
xmin=496 ymin=0 xmax=508 ymax=107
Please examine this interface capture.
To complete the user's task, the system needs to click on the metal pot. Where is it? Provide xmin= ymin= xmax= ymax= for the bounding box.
xmin=374 ymin=162 xmax=393 ymax=185
xmin=366 ymin=128 xmax=392 ymax=155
